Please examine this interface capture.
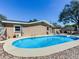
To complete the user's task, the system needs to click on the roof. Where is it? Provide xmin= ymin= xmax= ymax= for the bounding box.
xmin=1 ymin=20 xmax=54 ymax=28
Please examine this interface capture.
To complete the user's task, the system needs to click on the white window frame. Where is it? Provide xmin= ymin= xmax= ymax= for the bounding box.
xmin=14 ymin=25 xmax=21 ymax=33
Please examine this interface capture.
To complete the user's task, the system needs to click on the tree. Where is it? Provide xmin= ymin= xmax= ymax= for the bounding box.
xmin=53 ymin=23 xmax=58 ymax=27
xmin=0 ymin=14 xmax=7 ymax=21
xmin=52 ymin=23 xmax=61 ymax=28
xmin=64 ymin=25 xmax=72 ymax=28
xmin=28 ymin=19 xmax=38 ymax=22
xmin=58 ymin=0 xmax=79 ymax=30
xmin=0 ymin=14 xmax=7 ymax=27
xmin=64 ymin=24 xmax=77 ymax=28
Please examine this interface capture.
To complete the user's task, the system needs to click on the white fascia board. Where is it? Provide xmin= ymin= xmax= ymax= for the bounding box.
xmin=1 ymin=20 xmax=43 ymax=24
xmin=27 ymin=20 xmax=54 ymax=27
xmin=1 ymin=20 xmax=54 ymax=27
xmin=1 ymin=21 xmax=27 ymax=24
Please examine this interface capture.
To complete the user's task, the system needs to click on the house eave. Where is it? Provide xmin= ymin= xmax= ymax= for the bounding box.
xmin=1 ymin=20 xmax=55 ymax=28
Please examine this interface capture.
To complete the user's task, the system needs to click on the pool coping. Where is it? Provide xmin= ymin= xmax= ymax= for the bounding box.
xmin=3 ymin=35 xmax=79 ymax=57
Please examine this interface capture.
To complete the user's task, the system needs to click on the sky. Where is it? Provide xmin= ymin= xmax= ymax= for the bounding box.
xmin=0 ymin=0 xmax=71 ymax=25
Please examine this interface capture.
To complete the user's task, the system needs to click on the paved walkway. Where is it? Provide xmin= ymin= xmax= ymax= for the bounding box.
xmin=0 ymin=43 xmax=79 ymax=59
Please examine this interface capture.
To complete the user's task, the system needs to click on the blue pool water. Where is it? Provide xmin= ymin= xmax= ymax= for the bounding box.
xmin=12 ymin=35 xmax=78 ymax=48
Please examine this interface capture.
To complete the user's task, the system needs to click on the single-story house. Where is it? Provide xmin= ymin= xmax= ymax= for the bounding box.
xmin=61 ymin=27 xmax=79 ymax=34
xmin=0 ymin=20 xmax=56 ymax=38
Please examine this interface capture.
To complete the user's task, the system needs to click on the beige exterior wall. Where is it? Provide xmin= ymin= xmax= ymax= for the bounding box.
xmin=4 ymin=24 xmax=14 ymax=38
xmin=4 ymin=24 xmax=22 ymax=38
xmin=22 ymin=25 xmax=48 ymax=36
xmin=4 ymin=23 xmax=54 ymax=38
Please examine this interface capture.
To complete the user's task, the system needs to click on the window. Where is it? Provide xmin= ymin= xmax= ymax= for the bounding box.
xmin=14 ymin=25 xmax=21 ymax=32
xmin=47 ymin=27 xmax=49 ymax=30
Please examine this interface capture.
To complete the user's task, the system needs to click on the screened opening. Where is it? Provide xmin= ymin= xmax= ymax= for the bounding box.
xmin=14 ymin=25 xmax=21 ymax=32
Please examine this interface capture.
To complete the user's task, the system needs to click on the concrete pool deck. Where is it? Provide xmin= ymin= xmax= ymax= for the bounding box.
xmin=3 ymin=35 xmax=79 ymax=57
xmin=0 ymin=43 xmax=79 ymax=59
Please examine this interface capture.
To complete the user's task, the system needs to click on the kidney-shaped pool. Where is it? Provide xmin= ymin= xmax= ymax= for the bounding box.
xmin=12 ymin=35 xmax=77 ymax=48
xmin=3 ymin=35 xmax=79 ymax=57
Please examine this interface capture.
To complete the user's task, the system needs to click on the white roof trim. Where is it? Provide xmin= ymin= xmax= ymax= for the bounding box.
xmin=1 ymin=20 xmax=54 ymax=27
xmin=2 ymin=21 xmax=27 ymax=24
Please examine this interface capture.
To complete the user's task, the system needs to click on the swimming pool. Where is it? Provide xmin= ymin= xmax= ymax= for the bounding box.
xmin=12 ymin=35 xmax=78 ymax=48
xmin=4 ymin=35 xmax=79 ymax=57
